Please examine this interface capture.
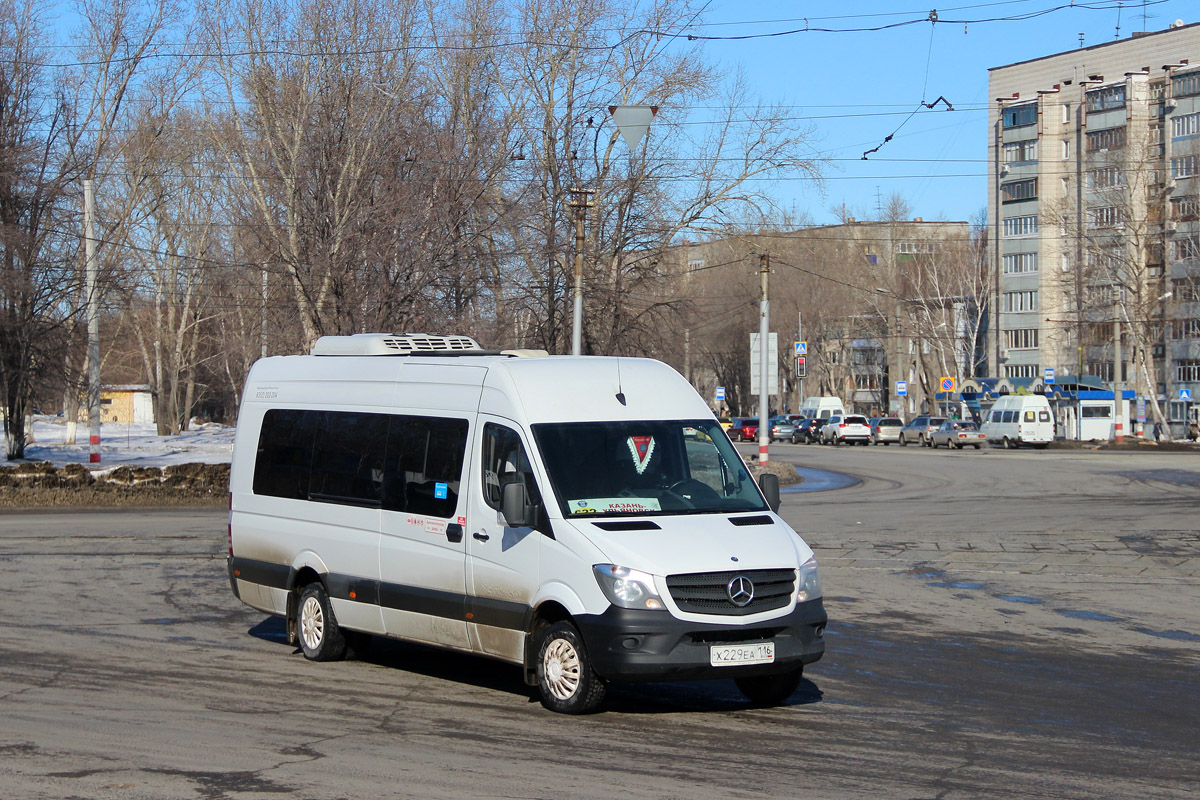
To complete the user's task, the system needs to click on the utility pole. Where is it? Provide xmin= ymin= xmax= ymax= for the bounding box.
xmin=566 ymin=188 xmax=594 ymax=356
xmin=84 ymin=179 xmax=101 ymax=464
xmin=261 ymin=266 xmax=269 ymax=359
xmin=758 ymin=254 xmax=771 ymax=466
xmin=1113 ymin=311 xmax=1124 ymax=443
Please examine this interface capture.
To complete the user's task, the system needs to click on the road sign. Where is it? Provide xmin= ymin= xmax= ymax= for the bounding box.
xmin=795 ymin=340 xmax=807 ymax=356
xmin=795 ymin=355 xmax=806 ymax=378
xmin=749 ymin=333 xmax=779 ymax=396
xmin=896 ymin=380 xmax=907 ymax=397
xmin=1044 ymin=367 xmax=1055 ymax=385
xmin=715 ymin=386 xmax=725 ymax=401
xmin=1181 ymin=388 xmax=1193 ymax=402
xmin=939 ymin=376 xmax=957 ymax=393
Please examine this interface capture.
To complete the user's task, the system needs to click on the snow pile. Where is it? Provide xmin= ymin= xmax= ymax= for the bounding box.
xmin=22 ymin=416 xmax=235 ymax=469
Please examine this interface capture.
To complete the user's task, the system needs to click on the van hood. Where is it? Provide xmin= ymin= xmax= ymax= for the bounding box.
xmin=564 ymin=513 xmax=812 ymax=577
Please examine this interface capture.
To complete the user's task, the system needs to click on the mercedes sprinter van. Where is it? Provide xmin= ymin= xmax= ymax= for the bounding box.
xmin=227 ymin=333 xmax=826 ymax=713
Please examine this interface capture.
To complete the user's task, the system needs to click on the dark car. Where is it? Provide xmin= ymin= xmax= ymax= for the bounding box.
xmin=792 ymin=417 xmax=828 ymax=444
xmin=899 ymin=415 xmax=948 ymax=447
xmin=730 ymin=417 xmax=759 ymax=442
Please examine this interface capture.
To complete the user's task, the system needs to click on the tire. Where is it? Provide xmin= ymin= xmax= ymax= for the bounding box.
xmin=922 ymin=435 xmax=931 ymax=447
xmin=537 ymin=621 xmax=606 ymax=714
xmin=298 ymin=582 xmax=347 ymax=662
xmin=974 ymin=444 xmax=982 ymax=450
xmin=735 ymin=668 xmax=803 ymax=705
xmin=954 ymin=443 xmax=963 ymax=450
xmin=900 ymin=434 xmax=908 ymax=446
xmin=1003 ymin=436 xmax=1013 ymax=450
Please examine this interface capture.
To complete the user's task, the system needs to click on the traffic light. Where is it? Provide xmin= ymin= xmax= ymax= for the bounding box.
xmin=796 ymin=355 xmax=806 ymax=378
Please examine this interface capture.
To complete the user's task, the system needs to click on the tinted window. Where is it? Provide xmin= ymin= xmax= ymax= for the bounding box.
xmin=309 ymin=412 xmax=389 ymax=506
xmin=845 ymin=416 xmax=868 ymax=424
xmin=1039 ymin=410 xmax=1051 ymax=422
xmin=880 ymin=419 xmax=902 ymax=427
xmin=385 ymin=416 xmax=469 ymax=518
xmin=254 ymin=409 xmax=319 ymax=499
xmin=991 ymin=410 xmax=1002 ymax=422
xmin=481 ymin=423 xmax=541 ymax=511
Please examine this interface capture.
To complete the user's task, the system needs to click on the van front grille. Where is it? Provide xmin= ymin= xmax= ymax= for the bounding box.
xmin=665 ymin=569 xmax=795 ymax=616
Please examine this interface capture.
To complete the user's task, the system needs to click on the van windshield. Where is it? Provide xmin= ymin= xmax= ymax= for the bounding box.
xmin=531 ymin=419 xmax=769 ymax=517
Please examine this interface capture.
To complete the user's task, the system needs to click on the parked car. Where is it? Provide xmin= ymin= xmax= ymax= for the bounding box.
xmin=792 ymin=417 xmax=827 ymax=444
xmin=930 ymin=419 xmax=987 ymax=449
xmin=717 ymin=416 xmax=733 ymax=432
xmin=820 ymin=414 xmax=872 ymax=445
xmin=870 ymin=416 xmax=903 ymax=445
xmin=769 ymin=415 xmax=797 ymax=442
xmin=980 ymin=395 xmax=1054 ymax=448
xmin=730 ymin=417 xmax=759 ymax=442
xmin=899 ymin=415 xmax=947 ymax=447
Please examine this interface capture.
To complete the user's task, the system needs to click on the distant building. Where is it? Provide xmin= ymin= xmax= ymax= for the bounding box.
xmin=989 ymin=22 xmax=1200 ymax=432
xmin=100 ymin=385 xmax=155 ymax=424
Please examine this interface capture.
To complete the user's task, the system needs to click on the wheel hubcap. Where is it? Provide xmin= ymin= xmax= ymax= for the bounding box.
xmin=543 ymin=638 xmax=581 ymax=700
xmin=300 ymin=596 xmax=324 ymax=651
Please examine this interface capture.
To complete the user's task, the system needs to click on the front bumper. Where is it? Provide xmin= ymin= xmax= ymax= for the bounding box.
xmin=574 ymin=599 xmax=826 ymax=682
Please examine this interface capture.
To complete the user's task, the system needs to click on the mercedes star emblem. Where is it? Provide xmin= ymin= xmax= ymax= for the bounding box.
xmin=726 ymin=575 xmax=755 ymax=607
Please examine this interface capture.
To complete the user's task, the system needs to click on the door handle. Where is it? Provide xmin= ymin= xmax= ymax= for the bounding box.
xmin=473 ymin=532 xmax=490 ymax=542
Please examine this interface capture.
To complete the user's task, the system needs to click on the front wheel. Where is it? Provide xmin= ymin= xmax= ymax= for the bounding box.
xmin=735 ymin=668 xmax=803 ymax=705
xmin=298 ymin=583 xmax=347 ymax=662
xmin=900 ymin=435 xmax=908 ymax=446
xmin=537 ymin=621 xmax=607 ymax=714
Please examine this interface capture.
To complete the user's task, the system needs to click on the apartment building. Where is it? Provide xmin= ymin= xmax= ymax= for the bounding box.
xmin=989 ymin=21 xmax=1200 ymax=428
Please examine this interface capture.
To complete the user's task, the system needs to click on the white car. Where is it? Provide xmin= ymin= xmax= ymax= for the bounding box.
xmin=821 ymin=414 xmax=872 ymax=446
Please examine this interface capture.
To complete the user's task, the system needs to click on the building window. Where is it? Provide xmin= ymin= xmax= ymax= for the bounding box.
xmin=1171 ymin=195 xmax=1199 ymax=221
xmin=1004 ymin=364 xmax=1039 ymax=378
xmin=895 ymin=241 xmax=935 ymax=255
xmin=1086 ymin=84 xmax=1126 ymax=113
xmin=1062 ymin=104 xmax=1071 ymax=124
xmin=1002 ymin=215 xmax=1038 ymax=237
xmin=688 ymin=258 xmax=706 ymax=272
xmin=1086 ymin=127 xmax=1126 ymax=152
xmin=1172 ymin=240 xmax=1200 ymax=263
xmin=1002 ymin=252 xmax=1039 ymax=274
xmin=1176 ymin=360 xmax=1200 ymax=383
xmin=853 ymin=374 xmax=881 ymax=390
xmin=1172 ymin=155 xmax=1200 ymax=179
xmin=1003 ymin=291 xmax=1039 ymax=312
xmin=1003 ymin=139 xmax=1038 ymax=163
xmin=1171 ymin=71 xmax=1200 ymax=99
xmin=1087 ymin=206 xmax=1124 ymax=229
xmin=1172 ymin=112 xmax=1200 ymax=139
xmin=1004 ymin=328 xmax=1039 ymax=350
xmin=1087 ymin=166 xmax=1124 ymax=190
xmin=1062 ymin=139 xmax=1071 ymax=160
xmin=1002 ymin=103 xmax=1037 ymax=129
xmin=1172 ymin=318 xmax=1200 ymax=339
xmin=1001 ymin=178 xmax=1038 ymax=203
xmin=1172 ymin=275 xmax=1200 ymax=300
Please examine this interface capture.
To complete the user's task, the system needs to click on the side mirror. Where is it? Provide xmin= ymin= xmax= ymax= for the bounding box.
xmin=759 ymin=472 xmax=781 ymax=513
xmin=501 ymin=481 xmax=538 ymax=528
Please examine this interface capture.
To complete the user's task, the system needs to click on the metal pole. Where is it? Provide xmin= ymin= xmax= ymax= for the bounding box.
xmin=84 ymin=180 xmax=100 ymax=464
xmin=566 ymin=188 xmax=594 ymax=356
xmin=261 ymin=265 xmax=268 ymax=359
xmin=1113 ymin=312 xmax=1123 ymax=443
xmin=758 ymin=255 xmax=770 ymax=465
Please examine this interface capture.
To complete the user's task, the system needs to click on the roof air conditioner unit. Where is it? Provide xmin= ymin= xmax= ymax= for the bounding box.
xmin=311 ymin=333 xmax=483 ymax=356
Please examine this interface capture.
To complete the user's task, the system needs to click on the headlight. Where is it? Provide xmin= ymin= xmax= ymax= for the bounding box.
xmin=593 ymin=564 xmax=666 ymax=611
xmin=797 ymin=556 xmax=822 ymax=602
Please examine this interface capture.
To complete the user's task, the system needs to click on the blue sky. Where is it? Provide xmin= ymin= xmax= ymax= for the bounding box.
xmin=682 ymin=0 xmax=1197 ymax=225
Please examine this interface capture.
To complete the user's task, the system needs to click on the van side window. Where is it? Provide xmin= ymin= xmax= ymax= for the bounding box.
xmin=384 ymin=416 xmax=469 ymax=518
xmin=1003 ymin=411 xmax=1015 ymax=423
xmin=481 ymin=423 xmax=541 ymax=511
xmin=991 ymin=410 xmax=1002 ymax=422
xmin=310 ymin=412 xmax=389 ymax=506
xmin=254 ymin=409 xmax=319 ymax=499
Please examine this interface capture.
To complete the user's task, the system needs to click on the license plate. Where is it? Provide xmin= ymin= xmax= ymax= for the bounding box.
xmin=710 ymin=642 xmax=775 ymax=666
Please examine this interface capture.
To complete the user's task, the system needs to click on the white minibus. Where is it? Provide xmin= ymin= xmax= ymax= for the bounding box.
xmin=980 ymin=395 xmax=1054 ymax=448
xmin=227 ymin=334 xmax=826 ymax=713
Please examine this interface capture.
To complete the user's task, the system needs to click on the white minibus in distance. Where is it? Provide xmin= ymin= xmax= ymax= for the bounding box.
xmin=980 ymin=395 xmax=1054 ymax=448
xmin=227 ymin=333 xmax=826 ymax=713
xmin=797 ymin=396 xmax=844 ymax=420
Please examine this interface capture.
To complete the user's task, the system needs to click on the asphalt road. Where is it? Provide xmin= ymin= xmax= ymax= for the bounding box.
xmin=0 ymin=445 xmax=1197 ymax=799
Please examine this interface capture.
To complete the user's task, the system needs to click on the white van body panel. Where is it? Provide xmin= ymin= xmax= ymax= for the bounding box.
xmin=798 ymin=396 xmax=845 ymax=420
xmin=981 ymin=395 xmax=1054 ymax=445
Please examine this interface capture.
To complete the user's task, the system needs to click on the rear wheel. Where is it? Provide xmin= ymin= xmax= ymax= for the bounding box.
xmin=298 ymin=583 xmax=347 ymax=662
xmin=735 ymin=668 xmax=803 ymax=705
xmin=900 ymin=434 xmax=908 ymax=446
xmin=537 ymin=621 xmax=606 ymax=714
